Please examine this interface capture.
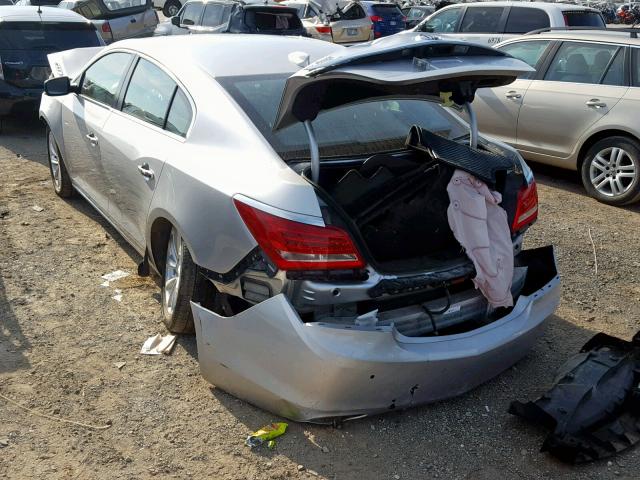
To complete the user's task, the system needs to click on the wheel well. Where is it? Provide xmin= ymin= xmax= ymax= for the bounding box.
xmin=577 ymin=130 xmax=639 ymax=171
xmin=150 ymin=217 xmax=173 ymax=275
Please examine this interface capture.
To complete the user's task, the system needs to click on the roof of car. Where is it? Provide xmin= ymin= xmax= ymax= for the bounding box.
xmin=436 ymin=1 xmax=600 ymax=12
xmin=0 ymin=5 xmax=91 ymax=22
xmin=110 ymin=34 xmax=343 ymax=77
xmin=503 ymin=29 xmax=640 ymax=46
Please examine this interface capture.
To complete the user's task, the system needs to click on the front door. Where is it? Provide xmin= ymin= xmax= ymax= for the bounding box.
xmin=62 ymin=52 xmax=134 ymax=212
xmin=516 ymin=41 xmax=629 ymax=159
xmin=473 ymin=39 xmax=552 ymax=146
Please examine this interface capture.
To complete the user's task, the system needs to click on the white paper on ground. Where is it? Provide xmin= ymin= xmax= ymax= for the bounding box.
xmin=101 ymin=270 xmax=130 ymax=282
xmin=112 ymin=289 xmax=123 ymax=302
xmin=140 ymin=334 xmax=176 ymax=355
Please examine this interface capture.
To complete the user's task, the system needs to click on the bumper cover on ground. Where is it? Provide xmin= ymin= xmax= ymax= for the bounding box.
xmin=192 ymin=246 xmax=561 ymax=422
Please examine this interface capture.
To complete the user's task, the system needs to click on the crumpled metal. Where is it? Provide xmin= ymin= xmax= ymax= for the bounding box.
xmin=446 ymin=169 xmax=513 ymax=308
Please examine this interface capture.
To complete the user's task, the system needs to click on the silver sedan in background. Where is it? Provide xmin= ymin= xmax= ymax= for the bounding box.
xmin=40 ymin=34 xmax=560 ymax=422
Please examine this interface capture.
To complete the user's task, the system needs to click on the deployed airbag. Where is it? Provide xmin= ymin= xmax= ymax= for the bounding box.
xmin=447 ymin=169 xmax=513 ymax=308
xmin=509 ymin=330 xmax=640 ymax=464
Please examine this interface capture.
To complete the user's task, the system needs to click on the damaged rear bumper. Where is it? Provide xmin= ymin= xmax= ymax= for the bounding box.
xmin=191 ymin=246 xmax=561 ymax=422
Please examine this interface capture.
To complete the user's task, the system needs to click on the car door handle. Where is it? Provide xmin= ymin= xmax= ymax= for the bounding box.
xmin=505 ymin=91 xmax=522 ymax=99
xmin=130 ymin=18 xmax=137 ymax=23
xmin=586 ymin=99 xmax=607 ymax=108
xmin=85 ymin=133 xmax=98 ymax=144
xmin=137 ymin=163 xmax=155 ymax=180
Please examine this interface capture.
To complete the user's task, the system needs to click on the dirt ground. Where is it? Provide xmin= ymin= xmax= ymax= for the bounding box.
xmin=1 ymin=115 xmax=639 ymax=480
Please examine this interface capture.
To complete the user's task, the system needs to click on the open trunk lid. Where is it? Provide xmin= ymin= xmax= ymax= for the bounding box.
xmin=273 ymin=35 xmax=533 ymax=130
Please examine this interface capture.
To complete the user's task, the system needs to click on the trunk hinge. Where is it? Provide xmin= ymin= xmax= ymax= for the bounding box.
xmin=303 ymin=119 xmax=320 ymax=183
xmin=463 ymin=102 xmax=478 ymax=150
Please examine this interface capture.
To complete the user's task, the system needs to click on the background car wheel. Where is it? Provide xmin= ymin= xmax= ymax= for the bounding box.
xmin=161 ymin=227 xmax=198 ymax=334
xmin=581 ymin=136 xmax=640 ymax=206
xmin=163 ymin=0 xmax=181 ymax=17
xmin=47 ymin=128 xmax=73 ymax=198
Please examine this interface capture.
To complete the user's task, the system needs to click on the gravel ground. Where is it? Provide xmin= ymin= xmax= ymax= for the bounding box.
xmin=1 ymin=116 xmax=639 ymax=480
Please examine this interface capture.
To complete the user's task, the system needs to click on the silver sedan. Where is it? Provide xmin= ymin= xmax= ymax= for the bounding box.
xmin=40 ymin=34 xmax=560 ymax=422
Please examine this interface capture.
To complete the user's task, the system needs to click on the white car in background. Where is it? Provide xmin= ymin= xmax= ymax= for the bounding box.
xmin=283 ymin=0 xmax=373 ymax=44
xmin=412 ymin=1 xmax=605 ymax=46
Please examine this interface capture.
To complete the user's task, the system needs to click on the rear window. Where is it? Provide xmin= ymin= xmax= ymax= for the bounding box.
xmin=104 ymin=0 xmax=149 ymax=11
xmin=505 ymin=7 xmax=550 ymax=34
xmin=562 ymin=10 xmax=605 ymax=27
xmin=218 ymin=74 xmax=466 ymax=161
xmin=371 ymin=4 xmax=402 ymax=16
xmin=0 ymin=22 xmax=101 ymax=50
xmin=244 ymin=9 xmax=302 ymax=31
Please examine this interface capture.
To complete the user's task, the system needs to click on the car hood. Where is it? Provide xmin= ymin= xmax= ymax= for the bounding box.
xmin=273 ymin=35 xmax=533 ymax=131
xmin=47 ymin=46 xmax=105 ymax=79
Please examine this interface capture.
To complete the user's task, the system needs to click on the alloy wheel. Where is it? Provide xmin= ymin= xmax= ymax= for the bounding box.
xmin=589 ymin=147 xmax=637 ymax=198
xmin=48 ymin=131 xmax=61 ymax=191
xmin=163 ymin=228 xmax=183 ymax=317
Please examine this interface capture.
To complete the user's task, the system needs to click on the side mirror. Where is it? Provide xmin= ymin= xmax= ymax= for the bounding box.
xmin=171 ymin=15 xmax=181 ymax=26
xmin=44 ymin=76 xmax=74 ymax=96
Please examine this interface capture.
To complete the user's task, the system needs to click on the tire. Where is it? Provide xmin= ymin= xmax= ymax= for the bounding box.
xmin=581 ymin=136 xmax=640 ymax=206
xmin=161 ymin=226 xmax=198 ymax=334
xmin=47 ymin=128 xmax=74 ymax=198
xmin=162 ymin=0 xmax=181 ymax=17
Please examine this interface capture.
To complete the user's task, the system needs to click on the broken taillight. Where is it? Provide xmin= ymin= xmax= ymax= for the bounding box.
xmin=512 ymin=180 xmax=538 ymax=232
xmin=234 ymin=199 xmax=364 ymax=271
xmin=315 ymin=25 xmax=332 ymax=34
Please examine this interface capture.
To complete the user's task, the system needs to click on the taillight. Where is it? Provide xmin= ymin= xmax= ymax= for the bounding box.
xmin=0 ymin=55 xmax=3 ymax=81
xmin=512 ymin=181 xmax=538 ymax=232
xmin=101 ymin=21 xmax=112 ymax=33
xmin=315 ymin=25 xmax=331 ymax=34
xmin=370 ymin=15 xmax=382 ymax=22
xmin=563 ymin=13 xmax=569 ymax=25
xmin=234 ymin=199 xmax=364 ymax=271
xmin=402 ymin=16 xmax=407 ymax=22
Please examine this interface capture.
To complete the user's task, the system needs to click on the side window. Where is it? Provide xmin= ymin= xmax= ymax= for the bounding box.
xmin=601 ymin=49 xmax=625 ymax=86
xmin=498 ymin=40 xmax=550 ymax=78
xmin=201 ymin=2 xmax=224 ymax=26
xmin=81 ymin=52 xmax=133 ymax=107
xmin=633 ymin=48 xmax=640 ymax=87
xmin=166 ymin=89 xmax=193 ymax=137
xmin=342 ymin=4 xmax=365 ymax=20
xmin=460 ymin=7 xmax=504 ymax=33
xmin=504 ymin=7 xmax=550 ymax=34
xmin=181 ymin=2 xmax=203 ymax=25
xmin=421 ymin=7 xmax=462 ymax=33
xmin=544 ymin=42 xmax=622 ymax=85
xmin=122 ymin=58 xmax=176 ymax=128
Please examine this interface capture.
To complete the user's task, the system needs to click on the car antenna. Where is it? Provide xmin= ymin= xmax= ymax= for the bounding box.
xmin=37 ymin=0 xmax=42 ymax=14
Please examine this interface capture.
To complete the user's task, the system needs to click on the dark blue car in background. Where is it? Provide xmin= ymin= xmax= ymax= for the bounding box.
xmin=361 ymin=1 xmax=405 ymax=38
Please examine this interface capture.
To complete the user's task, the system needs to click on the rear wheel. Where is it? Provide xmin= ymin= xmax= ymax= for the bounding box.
xmin=163 ymin=0 xmax=181 ymax=17
xmin=162 ymin=227 xmax=197 ymax=334
xmin=581 ymin=136 xmax=640 ymax=206
xmin=47 ymin=128 xmax=73 ymax=198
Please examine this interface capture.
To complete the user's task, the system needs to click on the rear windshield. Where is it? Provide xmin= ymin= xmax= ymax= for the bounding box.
xmin=244 ymin=9 xmax=303 ymax=31
xmin=0 ymin=22 xmax=101 ymax=50
xmin=218 ymin=74 xmax=466 ymax=161
xmin=371 ymin=4 xmax=402 ymax=16
xmin=562 ymin=10 xmax=605 ymax=27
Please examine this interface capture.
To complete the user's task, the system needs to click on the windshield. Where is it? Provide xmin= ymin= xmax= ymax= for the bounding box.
xmin=218 ymin=74 xmax=466 ymax=161
xmin=0 ymin=22 xmax=101 ymax=50
xmin=562 ymin=10 xmax=605 ymax=27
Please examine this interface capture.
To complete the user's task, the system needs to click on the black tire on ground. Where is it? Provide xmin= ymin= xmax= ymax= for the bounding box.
xmin=581 ymin=136 xmax=640 ymax=206
xmin=46 ymin=127 xmax=74 ymax=198
xmin=162 ymin=0 xmax=181 ymax=17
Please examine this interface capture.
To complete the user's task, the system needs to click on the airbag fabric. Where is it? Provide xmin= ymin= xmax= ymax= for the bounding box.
xmin=446 ymin=169 xmax=513 ymax=307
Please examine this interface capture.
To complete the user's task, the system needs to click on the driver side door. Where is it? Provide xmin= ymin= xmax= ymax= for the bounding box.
xmin=416 ymin=6 xmax=463 ymax=33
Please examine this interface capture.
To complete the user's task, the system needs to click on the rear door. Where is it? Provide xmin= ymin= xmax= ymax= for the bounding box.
xmin=331 ymin=3 xmax=370 ymax=43
xmin=62 ymin=52 xmax=134 ymax=213
xmin=473 ymin=39 xmax=553 ymax=146
xmin=456 ymin=5 xmax=507 ymax=47
xmin=100 ymin=57 xmax=193 ymax=247
xmin=516 ymin=41 xmax=628 ymax=160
